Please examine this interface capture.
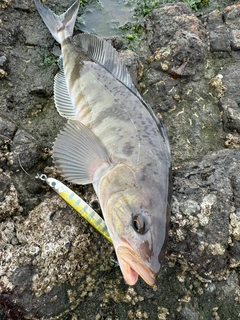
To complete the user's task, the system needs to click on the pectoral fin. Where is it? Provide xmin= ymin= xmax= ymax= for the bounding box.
xmin=53 ymin=120 xmax=111 ymax=184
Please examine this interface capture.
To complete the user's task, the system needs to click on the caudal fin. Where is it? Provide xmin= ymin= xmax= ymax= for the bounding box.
xmin=34 ymin=0 xmax=79 ymax=43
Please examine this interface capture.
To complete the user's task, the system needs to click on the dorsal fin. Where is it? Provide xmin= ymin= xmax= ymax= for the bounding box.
xmin=73 ymin=34 xmax=170 ymax=148
xmin=73 ymin=34 xmax=140 ymax=96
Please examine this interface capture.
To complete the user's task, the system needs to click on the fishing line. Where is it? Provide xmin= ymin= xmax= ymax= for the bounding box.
xmin=0 ymin=134 xmax=32 ymax=177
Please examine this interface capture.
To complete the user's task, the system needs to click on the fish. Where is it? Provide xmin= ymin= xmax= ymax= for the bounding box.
xmin=34 ymin=0 xmax=172 ymax=286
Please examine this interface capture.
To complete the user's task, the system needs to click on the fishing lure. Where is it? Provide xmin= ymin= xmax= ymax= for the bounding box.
xmin=36 ymin=174 xmax=112 ymax=244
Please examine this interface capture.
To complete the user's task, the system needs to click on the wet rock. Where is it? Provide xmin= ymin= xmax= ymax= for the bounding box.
xmin=0 ymin=117 xmax=16 ymax=140
xmin=0 ymin=56 xmax=7 ymax=67
xmin=220 ymin=97 xmax=240 ymax=133
xmin=140 ymin=2 xmax=209 ymax=119
xmin=144 ymin=2 xmax=208 ymax=78
xmin=180 ymin=304 xmax=199 ymax=320
xmin=207 ymin=10 xmax=231 ymax=52
xmin=223 ymin=4 xmax=240 ymax=30
xmin=208 ymin=4 xmax=240 ymax=52
xmin=0 ymin=118 xmax=17 ymax=173
xmin=221 ymin=62 xmax=240 ymax=104
xmin=137 ymin=3 xmax=223 ymax=166
xmin=12 ymin=0 xmax=33 ymax=12
xmin=0 ymin=172 xmax=22 ymax=221
xmin=9 ymin=129 xmax=41 ymax=171
xmin=230 ymin=29 xmax=240 ymax=50
xmin=0 ymin=195 xmax=113 ymax=318
xmin=219 ymin=61 xmax=240 ymax=135
xmin=170 ymin=149 xmax=240 ymax=280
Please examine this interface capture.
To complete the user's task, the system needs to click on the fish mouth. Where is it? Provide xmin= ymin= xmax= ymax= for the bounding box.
xmin=117 ymin=245 xmax=156 ymax=286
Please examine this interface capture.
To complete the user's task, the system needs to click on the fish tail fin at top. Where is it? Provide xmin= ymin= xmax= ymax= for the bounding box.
xmin=34 ymin=0 xmax=79 ymax=43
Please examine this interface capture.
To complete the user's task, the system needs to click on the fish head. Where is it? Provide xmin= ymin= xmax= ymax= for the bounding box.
xmin=98 ymin=163 xmax=171 ymax=286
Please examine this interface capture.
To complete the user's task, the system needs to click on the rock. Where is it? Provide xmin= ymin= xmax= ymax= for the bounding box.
xmin=10 ymin=129 xmax=41 ymax=171
xmin=208 ymin=4 xmax=240 ymax=52
xmin=144 ymin=3 xmax=208 ymax=77
xmin=0 ymin=56 xmax=7 ymax=67
xmin=207 ymin=10 xmax=231 ymax=52
xmin=221 ymin=62 xmax=240 ymax=104
xmin=170 ymin=149 xmax=240 ymax=280
xmin=0 ymin=172 xmax=22 ymax=221
xmin=140 ymin=1 xmax=209 ymax=115
xmin=0 ymin=195 xmax=113 ymax=318
xmin=136 ymin=2 xmax=223 ymax=166
xmin=223 ymin=4 xmax=240 ymax=30
xmin=0 ymin=118 xmax=17 ymax=172
xmin=220 ymin=97 xmax=240 ymax=133
xmin=0 ymin=117 xmax=16 ymax=141
xmin=12 ymin=0 xmax=32 ymax=12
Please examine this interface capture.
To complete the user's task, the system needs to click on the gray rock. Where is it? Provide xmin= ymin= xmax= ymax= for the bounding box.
xmin=12 ymin=0 xmax=32 ymax=11
xmin=222 ymin=62 xmax=240 ymax=105
xmin=220 ymin=97 xmax=240 ymax=133
xmin=144 ymin=2 xmax=208 ymax=75
xmin=0 ymin=117 xmax=16 ymax=140
xmin=10 ymin=129 xmax=41 ymax=171
xmin=207 ymin=10 xmax=231 ymax=52
xmin=170 ymin=149 xmax=240 ymax=280
xmin=0 ymin=56 xmax=7 ymax=67
xmin=207 ymin=4 xmax=240 ymax=52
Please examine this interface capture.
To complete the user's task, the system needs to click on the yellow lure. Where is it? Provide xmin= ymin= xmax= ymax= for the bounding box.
xmin=37 ymin=174 xmax=112 ymax=243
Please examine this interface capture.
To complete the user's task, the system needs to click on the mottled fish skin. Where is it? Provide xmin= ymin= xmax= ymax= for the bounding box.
xmin=34 ymin=0 xmax=172 ymax=286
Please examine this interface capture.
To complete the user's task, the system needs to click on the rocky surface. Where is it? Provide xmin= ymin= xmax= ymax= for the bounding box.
xmin=0 ymin=0 xmax=240 ymax=319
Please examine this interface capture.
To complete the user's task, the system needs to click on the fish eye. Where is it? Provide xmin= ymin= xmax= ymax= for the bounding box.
xmin=132 ymin=214 xmax=148 ymax=234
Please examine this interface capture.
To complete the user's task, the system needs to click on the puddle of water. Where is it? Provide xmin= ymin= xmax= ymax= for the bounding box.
xmin=76 ymin=0 xmax=138 ymax=37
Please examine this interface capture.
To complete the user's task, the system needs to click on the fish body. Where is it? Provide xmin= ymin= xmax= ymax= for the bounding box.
xmin=34 ymin=0 xmax=172 ymax=286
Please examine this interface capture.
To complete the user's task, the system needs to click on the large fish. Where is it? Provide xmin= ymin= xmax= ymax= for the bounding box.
xmin=34 ymin=0 xmax=172 ymax=286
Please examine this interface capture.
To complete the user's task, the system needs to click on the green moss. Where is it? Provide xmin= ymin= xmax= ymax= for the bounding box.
xmin=37 ymin=50 xmax=58 ymax=67
xmin=133 ymin=0 xmax=173 ymax=18
xmin=42 ymin=53 xmax=58 ymax=67
xmin=125 ymin=33 xmax=135 ymax=40
xmin=79 ymin=0 xmax=88 ymax=7
xmin=183 ymin=0 xmax=209 ymax=11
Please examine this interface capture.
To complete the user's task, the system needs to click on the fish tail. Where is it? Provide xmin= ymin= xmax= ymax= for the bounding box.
xmin=34 ymin=0 xmax=79 ymax=43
